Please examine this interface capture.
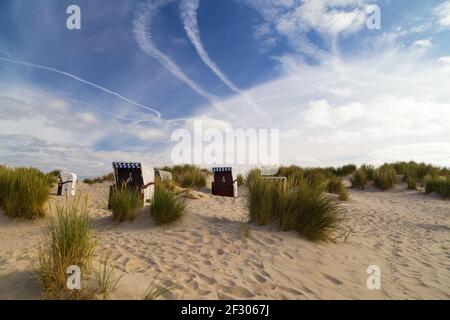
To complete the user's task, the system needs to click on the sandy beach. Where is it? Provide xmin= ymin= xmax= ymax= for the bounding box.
xmin=0 ymin=180 xmax=448 ymax=300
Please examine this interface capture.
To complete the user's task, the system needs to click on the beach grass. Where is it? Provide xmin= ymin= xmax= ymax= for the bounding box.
xmin=424 ymin=175 xmax=450 ymax=199
xmin=247 ymin=175 xmax=343 ymax=241
xmin=327 ymin=177 xmax=349 ymax=201
xmin=237 ymin=174 xmax=245 ymax=186
xmin=160 ymin=165 xmax=208 ymax=189
xmin=109 ymin=184 xmax=143 ymax=222
xmin=373 ymin=164 xmax=397 ymax=190
xmin=36 ymin=196 xmax=96 ymax=298
xmin=351 ymin=168 xmax=368 ymax=190
xmin=151 ymin=182 xmax=186 ymax=225
xmin=294 ymin=179 xmax=343 ymax=241
xmin=247 ymin=176 xmax=276 ymax=225
xmin=94 ymin=254 xmax=122 ymax=300
xmin=83 ymin=172 xmax=114 ymax=185
xmin=0 ymin=166 xmax=52 ymax=219
xmin=404 ymin=171 xmax=417 ymax=190
xmin=142 ymin=273 xmax=181 ymax=300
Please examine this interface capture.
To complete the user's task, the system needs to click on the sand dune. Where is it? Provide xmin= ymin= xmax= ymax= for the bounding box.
xmin=0 ymin=181 xmax=449 ymax=300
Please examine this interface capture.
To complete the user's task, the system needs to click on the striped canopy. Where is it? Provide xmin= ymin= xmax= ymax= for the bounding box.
xmin=113 ymin=162 xmax=142 ymax=169
xmin=212 ymin=167 xmax=232 ymax=173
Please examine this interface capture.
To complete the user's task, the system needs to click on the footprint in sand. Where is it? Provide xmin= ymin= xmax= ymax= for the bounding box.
xmin=218 ymin=284 xmax=255 ymax=298
xmin=322 ymin=273 xmax=344 ymax=285
xmin=252 ymin=272 xmax=267 ymax=283
xmin=197 ymin=273 xmax=216 ymax=285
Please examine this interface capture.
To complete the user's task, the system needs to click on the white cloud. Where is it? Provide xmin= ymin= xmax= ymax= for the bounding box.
xmin=193 ymin=43 xmax=450 ymax=167
xmin=413 ymin=39 xmax=432 ymax=47
xmin=434 ymin=1 xmax=450 ymax=28
xmin=244 ymin=0 xmax=371 ymax=59
xmin=0 ymin=86 xmax=175 ymax=176
xmin=329 ymin=87 xmax=354 ymax=97
xmin=438 ymin=56 xmax=450 ymax=65
xmin=76 ymin=112 xmax=98 ymax=124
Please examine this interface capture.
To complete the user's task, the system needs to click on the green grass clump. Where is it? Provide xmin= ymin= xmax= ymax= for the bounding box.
xmin=373 ymin=164 xmax=397 ymax=190
xmin=247 ymin=176 xmax=276 ymax=225
xmin=424 ymin=175 xmax=450 ymax=199
xmin=294 ymin=179 xmax=343 ymax=241
xmin=338 ymin=187 xmax=349 ymax=201
xmin=236 ymin=174 xmax=245 ymax=186
xmin=160 ymin=165 xmax=208 ymax=189
xmin=304 ymin=169 xmax=330 ymax=191
xmin=142 ymin=273 xmax=180 ymax=300
xmin=83 ymin=179 xmax=94 ymax=185
xmin=351 ymin=169 xmax=368 ymax=189
xmin=276 ymin=164 xmax=357 ymax=180
xmin=46 ymin=169 xmax=61 ymax=185
xmin=339 ymin=164 xmax=357 ymax=176
xmin=275 ymin=165 xmax=304 ymax=180
xmin=36 ymin=197 xmax=96 ymax=298
xmin=83 ymin=173 xmax=114 ymax=185
xmin=393 ymin=161 xmax=441 ymax=181
xmin=0 ymin=166 xmax=52 ymax=219
xmin=151 ymin=182 xmax=186 ymax=225
xmin=404 ymin=170 xmax=417 ymax=190
xmin=109 ymin=184 xmax=143 ymax=222
xmin=247 ymin=176 xmax=343 ymax=241
xmin=94 ymin=254 xmax=122 ymax=300
xmin=0 ymin=165 xmax=13 ymax=207
xmin=327 ymin=177 xmax=349 ymax=201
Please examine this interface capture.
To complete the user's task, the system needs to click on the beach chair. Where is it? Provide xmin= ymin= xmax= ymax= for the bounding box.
xmin=57 ymin=171 xmax=77 ymax=196
xmin=155 ymin=170 xmax=173 ymax=182
xmin=108 ymin=162 xmax=155 ymax=208
xmin=211 ymin=167 xmax=238 ymax=198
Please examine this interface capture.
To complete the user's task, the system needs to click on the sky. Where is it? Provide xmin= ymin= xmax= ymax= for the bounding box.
xmin=0 ymin=0 xmax=449 ymax=177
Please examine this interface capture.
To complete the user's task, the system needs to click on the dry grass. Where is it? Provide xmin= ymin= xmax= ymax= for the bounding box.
xmin=351 ymin=168 xmax=368 ymax=190
xmin=109 ymin=184 xmax=143 ymax=222
xmin=159 ymin=165 xmax=208 ymax=189
xmin=151 ymin=182 xmax=186 ymax=225
xmin=142 ymin=273 xmax=181 ymax=300
xmin=327 ymin=177 xmax=349 ymax=201
xmin=93 ymin=254 xmax=122 ymax=300
xmin=0 ymin=166 xmax=52 ymax=219
xmin=373 ymin=164 xmax=397 ymax=190
xmin=36 ymin=197 xmax=96 ymax=298
xmin=425 ymin=175 xmax=450 ymax=199
xmin=247 ymin=175 xmax=343 ymax=241
xmin=83 ymin=173 xmax=114 ymax=185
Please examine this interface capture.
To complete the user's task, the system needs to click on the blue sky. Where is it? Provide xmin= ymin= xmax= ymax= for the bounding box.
xmin=0 ymin=0 xmax=450 ymax=176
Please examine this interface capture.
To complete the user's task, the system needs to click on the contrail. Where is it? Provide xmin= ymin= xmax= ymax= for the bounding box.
xmin=0 ymin=56 xmax=162 ymax=118
xmin=133 ymin=0 xmax=244 ymax=125
xmin=179 ymin=0 xmax=268 ymax=119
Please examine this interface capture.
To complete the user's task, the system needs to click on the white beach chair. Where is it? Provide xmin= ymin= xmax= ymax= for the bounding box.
xmin=155 ymin=170 xmax=173 ymax=182
xmin=57 ymin=171 xmax=77 ymax=196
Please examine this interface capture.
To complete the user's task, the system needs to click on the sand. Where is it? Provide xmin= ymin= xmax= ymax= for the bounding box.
xmin=0 ymin=181 xmax=449 ymax=300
